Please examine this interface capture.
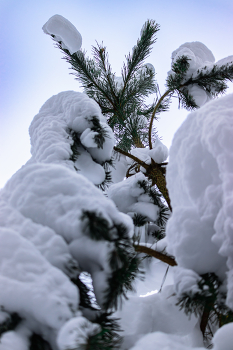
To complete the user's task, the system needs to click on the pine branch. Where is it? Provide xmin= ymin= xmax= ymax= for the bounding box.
xmin=133 ymin=244 xmax=177 ymax=266
xmin=121 ymin=20 xmax=159 ymax=96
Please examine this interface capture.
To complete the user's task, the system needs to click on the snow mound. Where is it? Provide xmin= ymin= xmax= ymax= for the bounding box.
xmin=166 ymin=94 xmax=233 ymax=302
xmin=115 ymin=285 xmax=199 ymax=350
xmin=1 ymin=162 xmax=133 ymax=307
xmin=29 ymin=91 xmax=115 ymax=185
xmin=43 ymin=14 xmax=82 ymax=54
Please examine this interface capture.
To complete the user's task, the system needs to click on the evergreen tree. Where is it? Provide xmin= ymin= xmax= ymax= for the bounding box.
xmin=0 ymin=14 xmax=233 ymax=350
xmin=44 ymin=14 xmax=233 ymax=347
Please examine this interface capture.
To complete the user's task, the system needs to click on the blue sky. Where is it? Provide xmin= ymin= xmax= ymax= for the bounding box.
xmin=0 ymin=0 xmax=232 ymax=187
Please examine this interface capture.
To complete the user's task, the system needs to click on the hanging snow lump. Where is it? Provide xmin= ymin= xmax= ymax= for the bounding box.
xmin=43 ymin=14 xmax=82 ymax=54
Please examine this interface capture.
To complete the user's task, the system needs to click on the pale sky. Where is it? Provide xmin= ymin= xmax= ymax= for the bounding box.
xmin=0 ymin=0 xmax=232 ymax=188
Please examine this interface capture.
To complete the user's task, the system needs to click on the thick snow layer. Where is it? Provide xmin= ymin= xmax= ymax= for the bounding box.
xmin=57 ymin=316 xmax=100 ymax=350
xmin=1 ymin=163 xmax=133 ymax=307
xmin=0 ymin=227 xmax=78 ymax=330
xmin=129 ymin=331 xmax=202 ymax=350
xmin=166 ymin=94 xmax=233 ymax=301
xmin=43 ymin=15 xmax=82 ymax=54
xmin=108 ymin=173 xmax=159 ymax=222
xmin=0 ymin=329 xmax=30 ymax=350
xmin=115 ymin=285 xmax=199 ymax=349
xmin=29 ymin=91 xmax=114 ymax=185
xmin=0 ymin=197 xmax=78 ymax=276
xmin=212 ymin=322 xmax=233 ymax=350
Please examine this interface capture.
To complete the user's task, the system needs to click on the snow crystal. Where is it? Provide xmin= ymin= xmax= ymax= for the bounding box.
xmin=57 ymin=316 xmax=100 ymax=350
xmin=43 ymin=15 xmax=82 ymax=54
xmin=166 ymin=93 xmax=233 ymax=299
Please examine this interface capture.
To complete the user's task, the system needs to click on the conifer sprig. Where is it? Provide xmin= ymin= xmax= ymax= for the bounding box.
xmin=121 ymin=20 xmax=159 ymax=95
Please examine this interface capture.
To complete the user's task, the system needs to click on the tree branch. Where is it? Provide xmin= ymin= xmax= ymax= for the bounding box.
xmin=148 ymin=89 xmax=172 ymax=149
xmin=134 ymin=244 xmax=177 ymax=266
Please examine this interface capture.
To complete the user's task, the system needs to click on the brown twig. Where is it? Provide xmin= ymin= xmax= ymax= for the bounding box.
xmin=134 ymin=244 xmax=177 ymax=266
xmin=148 ymin=89 xmax=172 ymax=149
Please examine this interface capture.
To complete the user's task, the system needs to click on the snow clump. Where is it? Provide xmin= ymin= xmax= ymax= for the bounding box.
xmin=169 ymin=42 xmax=215 ymax=107
xmin=29 ymin=91 xmax=115 ymax=185
xmin=43 ymin=14 xmax=82 ymax=54
xmin=166 ymin=93 xmax=233 ymax=305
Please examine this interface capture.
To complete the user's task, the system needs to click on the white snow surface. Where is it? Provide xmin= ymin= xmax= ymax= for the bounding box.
xmin=1 ymin=163 xmax=133 ymax=307
xmin=115 ymin=285 xmax=199 ymax=350
xmin=43 ymin=15 xmax=82 ymax=54
xmin=29 ymin=91 xmax=115 ymax=185
xmin=0 ymin=227 xmax=78 ymax=330
xmin=166 ymin=94 xmax=233 ymax=303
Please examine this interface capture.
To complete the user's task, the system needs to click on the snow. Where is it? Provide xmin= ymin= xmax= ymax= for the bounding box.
xmin=166 ymin=94 xmax=233 ymax=302
xmin=108 ymin=173 xmax=159 ymax=222
xmin=0 ymin=227 xmax=78 ymax=331
xmin=43 ymin=15 xmax=82 ymax=54
xmin=171 ymin=42 xmax=215 ymax=77
xmin=212 ymin=322 xmax=233 ymax=350
xmin=169 ymin=42 xmax=216 ymax=107
xmin=29 ymin=91 xmax=115 ymax=185
xmin=115 ymin=285 xmax=199 ymax=350
xmin=126 ymin=139 xmax=168 ymax=169
xmin=215 ymin=55 xmax=233 ymax=67
xmin=0 ymin=328 xmax=30 ymax=350
xmin=57 ymin=316 xmax=100 ymax=350
xmin=0 ymin=89 xmax=136 ymax=348
xmin=149 ymin=138 xmax=168 ymax=163
xmin=128 ymin=331 xmax=203 ymax=350
xmin=1 ymin=162 xmax=133 ymax=306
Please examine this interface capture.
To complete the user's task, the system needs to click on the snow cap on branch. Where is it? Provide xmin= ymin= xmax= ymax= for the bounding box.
xmin=169 ymin=42 xmax=215 ymax=107
xmin=171 ymin=41 xmax=215 ymax=77
xmin=43 ymin=14 xmax=82 ymax=54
